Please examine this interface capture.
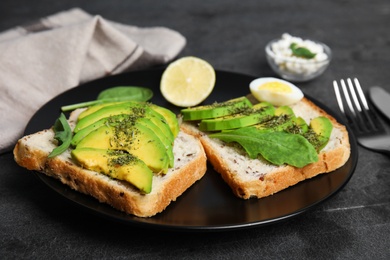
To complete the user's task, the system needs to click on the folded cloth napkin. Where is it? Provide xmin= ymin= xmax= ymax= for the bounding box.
xmin=0 ymin=8 xmax=186 ymax=154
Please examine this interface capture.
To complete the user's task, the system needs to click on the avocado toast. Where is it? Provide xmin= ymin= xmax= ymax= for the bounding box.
xmin=180 ymin=96 xmax=351 ymax=199
xmin=13 ymin=95 xmax=350 ymax=216
xmin=14 ymin=102 xmax=207 ymax=217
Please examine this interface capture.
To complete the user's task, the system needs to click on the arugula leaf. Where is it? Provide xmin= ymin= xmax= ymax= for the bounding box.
xmin=61 ymin=86 xmax=153 ymax=112
xmin=48 ymin=113 xmax=72 ymax=158
xmin=209 ymin=127 xmax=318 ymax=168
xmin=290 ymin=43 xmax=316 ymax=59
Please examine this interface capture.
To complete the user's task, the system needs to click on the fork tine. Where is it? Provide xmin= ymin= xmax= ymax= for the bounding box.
xmin=347 ymin=78 xmax=372 ymax=132
xmin=340 ymin=79 xmax=356 ymax=116
xmin=333 ymin=80 xmax=345 ymax=114
xmin=333 ymin=80 xmax=360 ymax=131
xmin=350 ymin=78 xmax=375 ymax=131
xmin=352 ymin=78 xmax=384 ymax=132
xmin=347 ymin=78 xmax=362 ymax=112
xmin=340 ymin=78 xmax=368 ymax=132
xmin=353 ymin=78 xmax=369 ymax=111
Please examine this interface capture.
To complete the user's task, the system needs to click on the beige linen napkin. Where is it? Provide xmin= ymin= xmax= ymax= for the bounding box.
xmin=0 ymin=8 xmax=186 ymax=153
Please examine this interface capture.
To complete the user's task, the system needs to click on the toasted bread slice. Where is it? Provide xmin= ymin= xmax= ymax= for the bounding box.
xmin=181 ymin=97 xmax=351 ymax=199
xmin=14 ymin=124 xmax=207 ymax=217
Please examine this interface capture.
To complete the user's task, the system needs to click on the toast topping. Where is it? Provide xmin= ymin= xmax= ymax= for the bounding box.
xmin=249 ymin=77 xmax=303 ymax=106
xmin=181 ymin=96 xmax=253 ymax=121
xmin=181 ymin=97 xmax=333 ymax=168
xmin=49 ymin=101 xmax=179 ymax=193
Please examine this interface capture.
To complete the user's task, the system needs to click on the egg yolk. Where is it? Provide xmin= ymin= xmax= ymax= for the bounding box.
xmin=258 ymin=82 xmax=292 ymax=93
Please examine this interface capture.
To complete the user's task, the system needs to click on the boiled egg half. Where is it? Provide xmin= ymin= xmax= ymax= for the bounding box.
xmin=249 ymin=77 xmax=304 ymax=106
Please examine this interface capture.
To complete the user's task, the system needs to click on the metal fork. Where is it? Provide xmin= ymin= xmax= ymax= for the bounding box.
xmin=333 ymin=78 xmax=390 ymax=155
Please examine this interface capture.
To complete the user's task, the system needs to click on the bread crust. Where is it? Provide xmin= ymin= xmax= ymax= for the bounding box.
xmin=14 ymin=129 xmax=207 ymax=217
xmin=181 ymin=98 xmax=351 ymax=199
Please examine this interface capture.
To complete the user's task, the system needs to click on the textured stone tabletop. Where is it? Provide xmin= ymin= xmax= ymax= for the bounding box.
xmin=1 ymin=1 xmax=389 ymax=259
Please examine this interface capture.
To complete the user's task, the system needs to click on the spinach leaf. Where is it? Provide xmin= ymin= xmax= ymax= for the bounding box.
xmin=290 ymin=43 xmax=316 ymax=59
xmin=48 ymin=113 xmax=72 ymax=158
xmin=210 ymin=127 xmax=318 ymax=168
xmin=97 ymin=86 xmax=153 ymax=101
xmin=61 ymin=86 xmax=153 ymax=112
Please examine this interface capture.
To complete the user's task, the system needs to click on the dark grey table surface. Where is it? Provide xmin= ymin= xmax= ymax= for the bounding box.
xmin=1 ymin=1 xmax=390 ymax=259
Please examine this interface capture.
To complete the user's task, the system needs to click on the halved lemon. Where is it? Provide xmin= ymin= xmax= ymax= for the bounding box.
xmin=160 ymin=56 xmax=216 ymax=107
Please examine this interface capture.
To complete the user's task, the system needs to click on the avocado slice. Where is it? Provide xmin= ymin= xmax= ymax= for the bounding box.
xmin=283 ymin=116 xmax=310 ymax=134
xmin=136 ymin=117 xmax=174 ymax=168
xmin=76 ymin=123 xmax=170 ymax=174
xmin=274 ymin=105 xmax=295 ymax=117
xmin=253 ymin=105 xmax=296 ymax=132
xmin=305 ymin=116 xmax=333 ymax=151
xmin=293 ymin=117 xmax=309 ymax=134
xmin=77 ymin=101 xmax=128 ymax=120
xmin=74 ymin=102 xmax=146 ymax=132
xmin=74 ymin=102 xmax=177 ymax=136
xmin=198 ymin=102 xmax=275 ymax=131
xmin=72 ymin=112 xmax=174 ymax=147
xmin=71 ymin=148 xmax=153 ymax=193
xmin=181 ymin=96 xmax=253 ymax=121
xmin=71 ymin=116 xmax=111 ymax=146
xmin=254 ymin=114 xmax=294 ymax=132
xmin=72 ymin=114 xmax=174 ymax=168
xmin=148 ymin=104 xmax=180 ymax=138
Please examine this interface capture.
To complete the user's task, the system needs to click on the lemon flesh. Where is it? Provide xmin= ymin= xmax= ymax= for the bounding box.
xmin=160 ymin=56 xmax=216 ymax=107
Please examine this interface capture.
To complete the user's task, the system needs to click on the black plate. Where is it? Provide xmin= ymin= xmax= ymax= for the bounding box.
xmin=25 ymin=69 xmax=358 ymax=231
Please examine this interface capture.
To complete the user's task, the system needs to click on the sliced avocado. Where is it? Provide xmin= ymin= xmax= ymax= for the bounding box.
xmin=74 ymin=102 xmax=177 ymax=137
xmin=293 ymin=117 xmax=309 ymax=134
xmin=136 ymin=117 xmax=174 ymax=168
xmin=252 ymin=105 xmax=298 ymax=132
xmin=198 ymin=102 xmax=275 ymax=131
xmin=72 ymin=112 xmax=174 ymax=147
xmin=71 ymin=148 xmax=153 ymax=193
xmin=71 ymin=115 xmax=174 ymax=168
xmin=71 ymin=116 xmax=115 ymax=147
xmin=275 ymin=116 xmax=310 ymax=135
xmin=254 ymin=114 xmax=293 ymax=132
xmin=148 ymin=104 xmax=179 ymax=138
xmin=74 ymin=102 xmax=147 ymax=133
xmin=77 ymin=101 xmax=128 ymax=120
xmin=181 ymin=96 xmax=253 ymax=121
xmin=79 ymin=101 xmax=179 ymax=140
xmin=305 ymin=116 xmax=333 ymax=151
xmin=76 ymin=123 xmax=170 ymax=174
xmin=275 ymin=106 xmax=295 ymax=117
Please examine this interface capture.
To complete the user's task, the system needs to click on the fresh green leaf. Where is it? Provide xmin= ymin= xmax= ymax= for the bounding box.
xmin=290 ymin=43 xmax=316 ymax=59
xmin=97 ymin=86 xmax=153 ymax=101
xmin=209 ymin=127 xmax=318 ymax=168
xmin=61 ymin=86 xmax=153 ymax=112
xmin=48 ymin=113 xmax=72 ymax=158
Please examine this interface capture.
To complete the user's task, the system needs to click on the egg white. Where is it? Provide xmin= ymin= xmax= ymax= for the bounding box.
xmin=249 ymin=77 xmax=304 ymax=106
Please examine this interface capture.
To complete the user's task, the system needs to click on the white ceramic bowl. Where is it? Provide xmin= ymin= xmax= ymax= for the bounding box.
xmin=265 ymin=38 xmax=332 ymax=82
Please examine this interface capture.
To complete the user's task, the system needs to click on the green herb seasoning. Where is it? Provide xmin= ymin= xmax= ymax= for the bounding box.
xmin=285 ymin=124 xmax=305 ymax=135
xmin=108 ymin=150 xmax=138 ymax=167
xmin=303 ymin=129 xmax=322 ymax=150
xmin=262 ymin=114 xmax=291 ymax=128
